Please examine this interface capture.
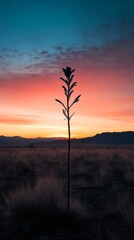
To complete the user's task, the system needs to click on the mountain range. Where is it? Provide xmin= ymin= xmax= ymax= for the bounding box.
xmin=0 ymin=131 xmax=134 ymax=147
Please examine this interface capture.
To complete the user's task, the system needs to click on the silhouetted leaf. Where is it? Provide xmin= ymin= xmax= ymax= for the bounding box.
xmin=69 ymin=90 xmax=74 ymax=98
xmin=69 ymin=82 xmax=77 ymax=91
xmin=62 ymin=109 xmax=68 ymax=119
xmin=55 ymin=99 xmax=67 ymax=110
xmin=60 ymin=77 xmax=68 ymax=85
xmin=62 ymin=86 xmax=68 ymax=97
xmin=69 ymin=94 xmax=81 ymax=108
xmin=70 ymin=74 xmax=74 ymax=83
xmin=63 ymin=68 xmax=70 ymax=79
xmin=71 ymin=69 xmax=75 ymax=74
xmin=75 ymin=94 xmax=81 ymax=102
xmin=62 ymin=67 xmax=75 ymax=80
xmin=69 ymin=112 xmax=75 ymax=120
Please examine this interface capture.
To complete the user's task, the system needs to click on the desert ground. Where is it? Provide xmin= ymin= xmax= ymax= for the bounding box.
xmin=0 ymin=145 xmax=134 ymax=239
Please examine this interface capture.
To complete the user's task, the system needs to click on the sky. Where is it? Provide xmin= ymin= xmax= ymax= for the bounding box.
xmin=0 ymin=0 xmax=134 ymax=138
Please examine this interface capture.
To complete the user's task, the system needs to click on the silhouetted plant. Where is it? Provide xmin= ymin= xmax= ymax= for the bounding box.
xmin=55 ymin=66 xmax=81 ymax=215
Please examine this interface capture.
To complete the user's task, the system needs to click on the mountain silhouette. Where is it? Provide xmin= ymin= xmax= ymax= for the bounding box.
xmin=0 ymin=136 xmax=66 ymax=147
xmin=0 ymin=131 xmax=134 ymax=147
xmin=78 ymin=131 xmax=134 ymax=145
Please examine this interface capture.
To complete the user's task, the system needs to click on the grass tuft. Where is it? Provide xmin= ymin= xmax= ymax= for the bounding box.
xmin=4 ymin=177 xmax=87 ymax=238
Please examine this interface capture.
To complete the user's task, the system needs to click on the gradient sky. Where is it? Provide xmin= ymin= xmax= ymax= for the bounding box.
xmin=0 ymin=0 xmax=134 ymax=138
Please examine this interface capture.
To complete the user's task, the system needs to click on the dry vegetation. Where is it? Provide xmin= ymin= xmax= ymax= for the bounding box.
xmin=0 ymin=146 xmax=134 ymax=239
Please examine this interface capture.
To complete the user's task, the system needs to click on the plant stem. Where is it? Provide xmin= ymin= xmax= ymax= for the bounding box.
xmin=55 ymin=67 xmax=81 ymax=218
xmin=67 ymin=91 xmax=70 ymax=216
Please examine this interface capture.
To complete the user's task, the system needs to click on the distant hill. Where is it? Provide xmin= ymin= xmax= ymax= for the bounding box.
xmin=0 ymin=136 xmax=66 ymax=147
xmin=0 ymin=131 xmax=134 ymax=147
xmin=77 ymin=131 xmax=134 ymax=145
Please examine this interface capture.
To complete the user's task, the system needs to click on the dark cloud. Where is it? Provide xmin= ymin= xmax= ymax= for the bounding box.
xmin=0 ymin=37 xmax=134 ymax=78
xmin=40 ymin=50 xmax=48 ymax=56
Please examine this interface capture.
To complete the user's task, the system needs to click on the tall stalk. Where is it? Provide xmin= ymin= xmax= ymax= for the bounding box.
xmin=55 ymin=66 xmax=81 ymax=215
xmin=67 ymin=78 xmax=71 ymax=215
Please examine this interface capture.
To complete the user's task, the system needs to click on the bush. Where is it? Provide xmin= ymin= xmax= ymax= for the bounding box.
xmin=4 ymin=177 xmax=87 ymax=238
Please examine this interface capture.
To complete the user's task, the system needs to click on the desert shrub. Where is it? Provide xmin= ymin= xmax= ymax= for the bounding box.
xmin=4 ymin=177 xmax=87 ymax=238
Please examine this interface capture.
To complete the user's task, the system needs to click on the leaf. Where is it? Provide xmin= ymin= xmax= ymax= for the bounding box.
xmin=55 ymin=99 xmax=67 ymax=110
xmin=75 ymin=94 xmax=81 ymax=102
xmin=71 ymin=69 xmax=75 ymax=74
xmin=63 ymin=68 xmax=70 ymax=79
xmin=69 ymin=89 xmax=74 ymax=98
xmin=69 ymin=82 xmax=77 ymax=91
xmin=70 ymin=74 xmax=74 ymax=83
xmin=69 ymin=94 xmax=81 ymax=108
xmin=62 ymin=86 xmax=68 ymax=97
xmin=69 ymin=112 xmax=75 ymax=120
xmin=62 ymin=67 xmax=75 ymax=80
xmin=62 ymin=109 xmax=68 ymax=119
xmin=60 ymin=77 xmax=68 ymax=85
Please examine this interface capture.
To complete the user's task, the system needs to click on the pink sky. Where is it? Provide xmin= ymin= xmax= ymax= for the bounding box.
xmin=0 ymin=39 xmax=134 ymax=138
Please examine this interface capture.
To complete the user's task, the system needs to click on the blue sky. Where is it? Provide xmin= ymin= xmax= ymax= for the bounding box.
xmin=0 ymin=0 xmax=134 ymax=51
xmin=0 ymin=0 xmax=134 ymax=74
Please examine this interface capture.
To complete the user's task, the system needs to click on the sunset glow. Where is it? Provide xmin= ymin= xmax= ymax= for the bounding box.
xmin=0 ymin=0 xmax=134 ymax=138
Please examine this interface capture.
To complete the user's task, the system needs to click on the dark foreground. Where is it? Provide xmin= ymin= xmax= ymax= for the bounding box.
xmin=0 ymin=146 xmax=134 ymax=239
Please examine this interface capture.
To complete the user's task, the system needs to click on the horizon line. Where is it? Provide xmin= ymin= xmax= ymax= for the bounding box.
xmin=0 ymin=130 xmax=134 ymax=140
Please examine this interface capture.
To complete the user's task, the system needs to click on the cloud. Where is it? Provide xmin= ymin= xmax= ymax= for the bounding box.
xmin=0 ymin=116 xmax=37 ymax=125
xmin=0 ymin=38 xmax=133 ymax=136
xmin=87 ymin=108 xmax=134 ymax=123
xmin=0 ymin=36 xmax=133 ymax=78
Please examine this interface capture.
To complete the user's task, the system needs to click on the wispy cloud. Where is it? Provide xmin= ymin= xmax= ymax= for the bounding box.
xmin=0 ymin=36 xmax=133 ymax=77
xmin=0 ymin=116 xmax=37 ymax=125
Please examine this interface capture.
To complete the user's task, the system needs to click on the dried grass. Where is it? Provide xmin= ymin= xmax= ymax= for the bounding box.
xmin=4 ymin=176 xmax=87 ymax=237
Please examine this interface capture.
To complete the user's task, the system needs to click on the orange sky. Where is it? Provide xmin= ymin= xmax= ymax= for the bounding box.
xmin=0 ymin=61 xmax=134 ymax=138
